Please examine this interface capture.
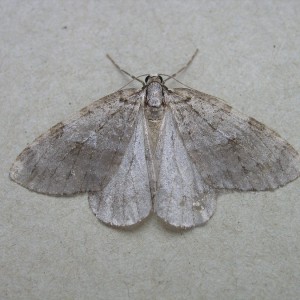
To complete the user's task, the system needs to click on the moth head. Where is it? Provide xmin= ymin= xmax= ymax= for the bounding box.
xmin=145 ymin=74 xmax=164 ymax=85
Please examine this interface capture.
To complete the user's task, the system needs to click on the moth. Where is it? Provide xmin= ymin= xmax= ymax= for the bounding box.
xmin=10 ymin=50 xmax=300 ymax=229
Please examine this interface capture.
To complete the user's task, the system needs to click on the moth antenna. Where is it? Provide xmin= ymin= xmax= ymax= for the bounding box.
xmin=115 ymin=75 xmax=150 ymax=92
xmin=106 ymin=54 xmax=145 ymax=85
xmin=160 ymin=76 xmax=195 ymax=89
xmin=165 ymin=49 xmax=199 ymax=82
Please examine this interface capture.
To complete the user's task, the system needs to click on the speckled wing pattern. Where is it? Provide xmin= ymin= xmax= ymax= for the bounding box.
xmin=154 ymin=108 xmax=217 ymax=228
xmin=88 ymin=107 xmax=152 ymax=226
xmin=167 ymin=88 xmax=300 ymax=191
xmin=10 ymin=89 xmax=142 ymax=195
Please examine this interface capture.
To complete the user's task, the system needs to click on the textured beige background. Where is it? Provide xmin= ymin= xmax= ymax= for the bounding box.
xmin=1 ymin=1 xmax=300 ymax=299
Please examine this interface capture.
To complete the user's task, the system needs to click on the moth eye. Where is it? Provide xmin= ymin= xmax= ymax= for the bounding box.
xmin=145 ymin=75 xmax=150 ymax=83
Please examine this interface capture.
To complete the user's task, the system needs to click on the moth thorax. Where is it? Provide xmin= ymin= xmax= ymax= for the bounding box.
xmin=146 ymin=82 xmax=163 ymax=107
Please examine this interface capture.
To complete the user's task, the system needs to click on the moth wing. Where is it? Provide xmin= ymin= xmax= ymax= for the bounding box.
xmin=10 ymin=89 xmax=143 ymax=195
xmin=89 ymin=108 xmax=152 ymax=226
xmin=154 ymin=109 xmax=217 ymax=228
xmin=167 ymin=88 xmax=300 ymax=191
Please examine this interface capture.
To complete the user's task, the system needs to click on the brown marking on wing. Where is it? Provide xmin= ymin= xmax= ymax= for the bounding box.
xmin=80 ymin=106 xmax=94 ymax=116
xmin=49 ymin=122 xmax=65 ymax=138
xmin=248 ymin=117 xmax=266 ymax=131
